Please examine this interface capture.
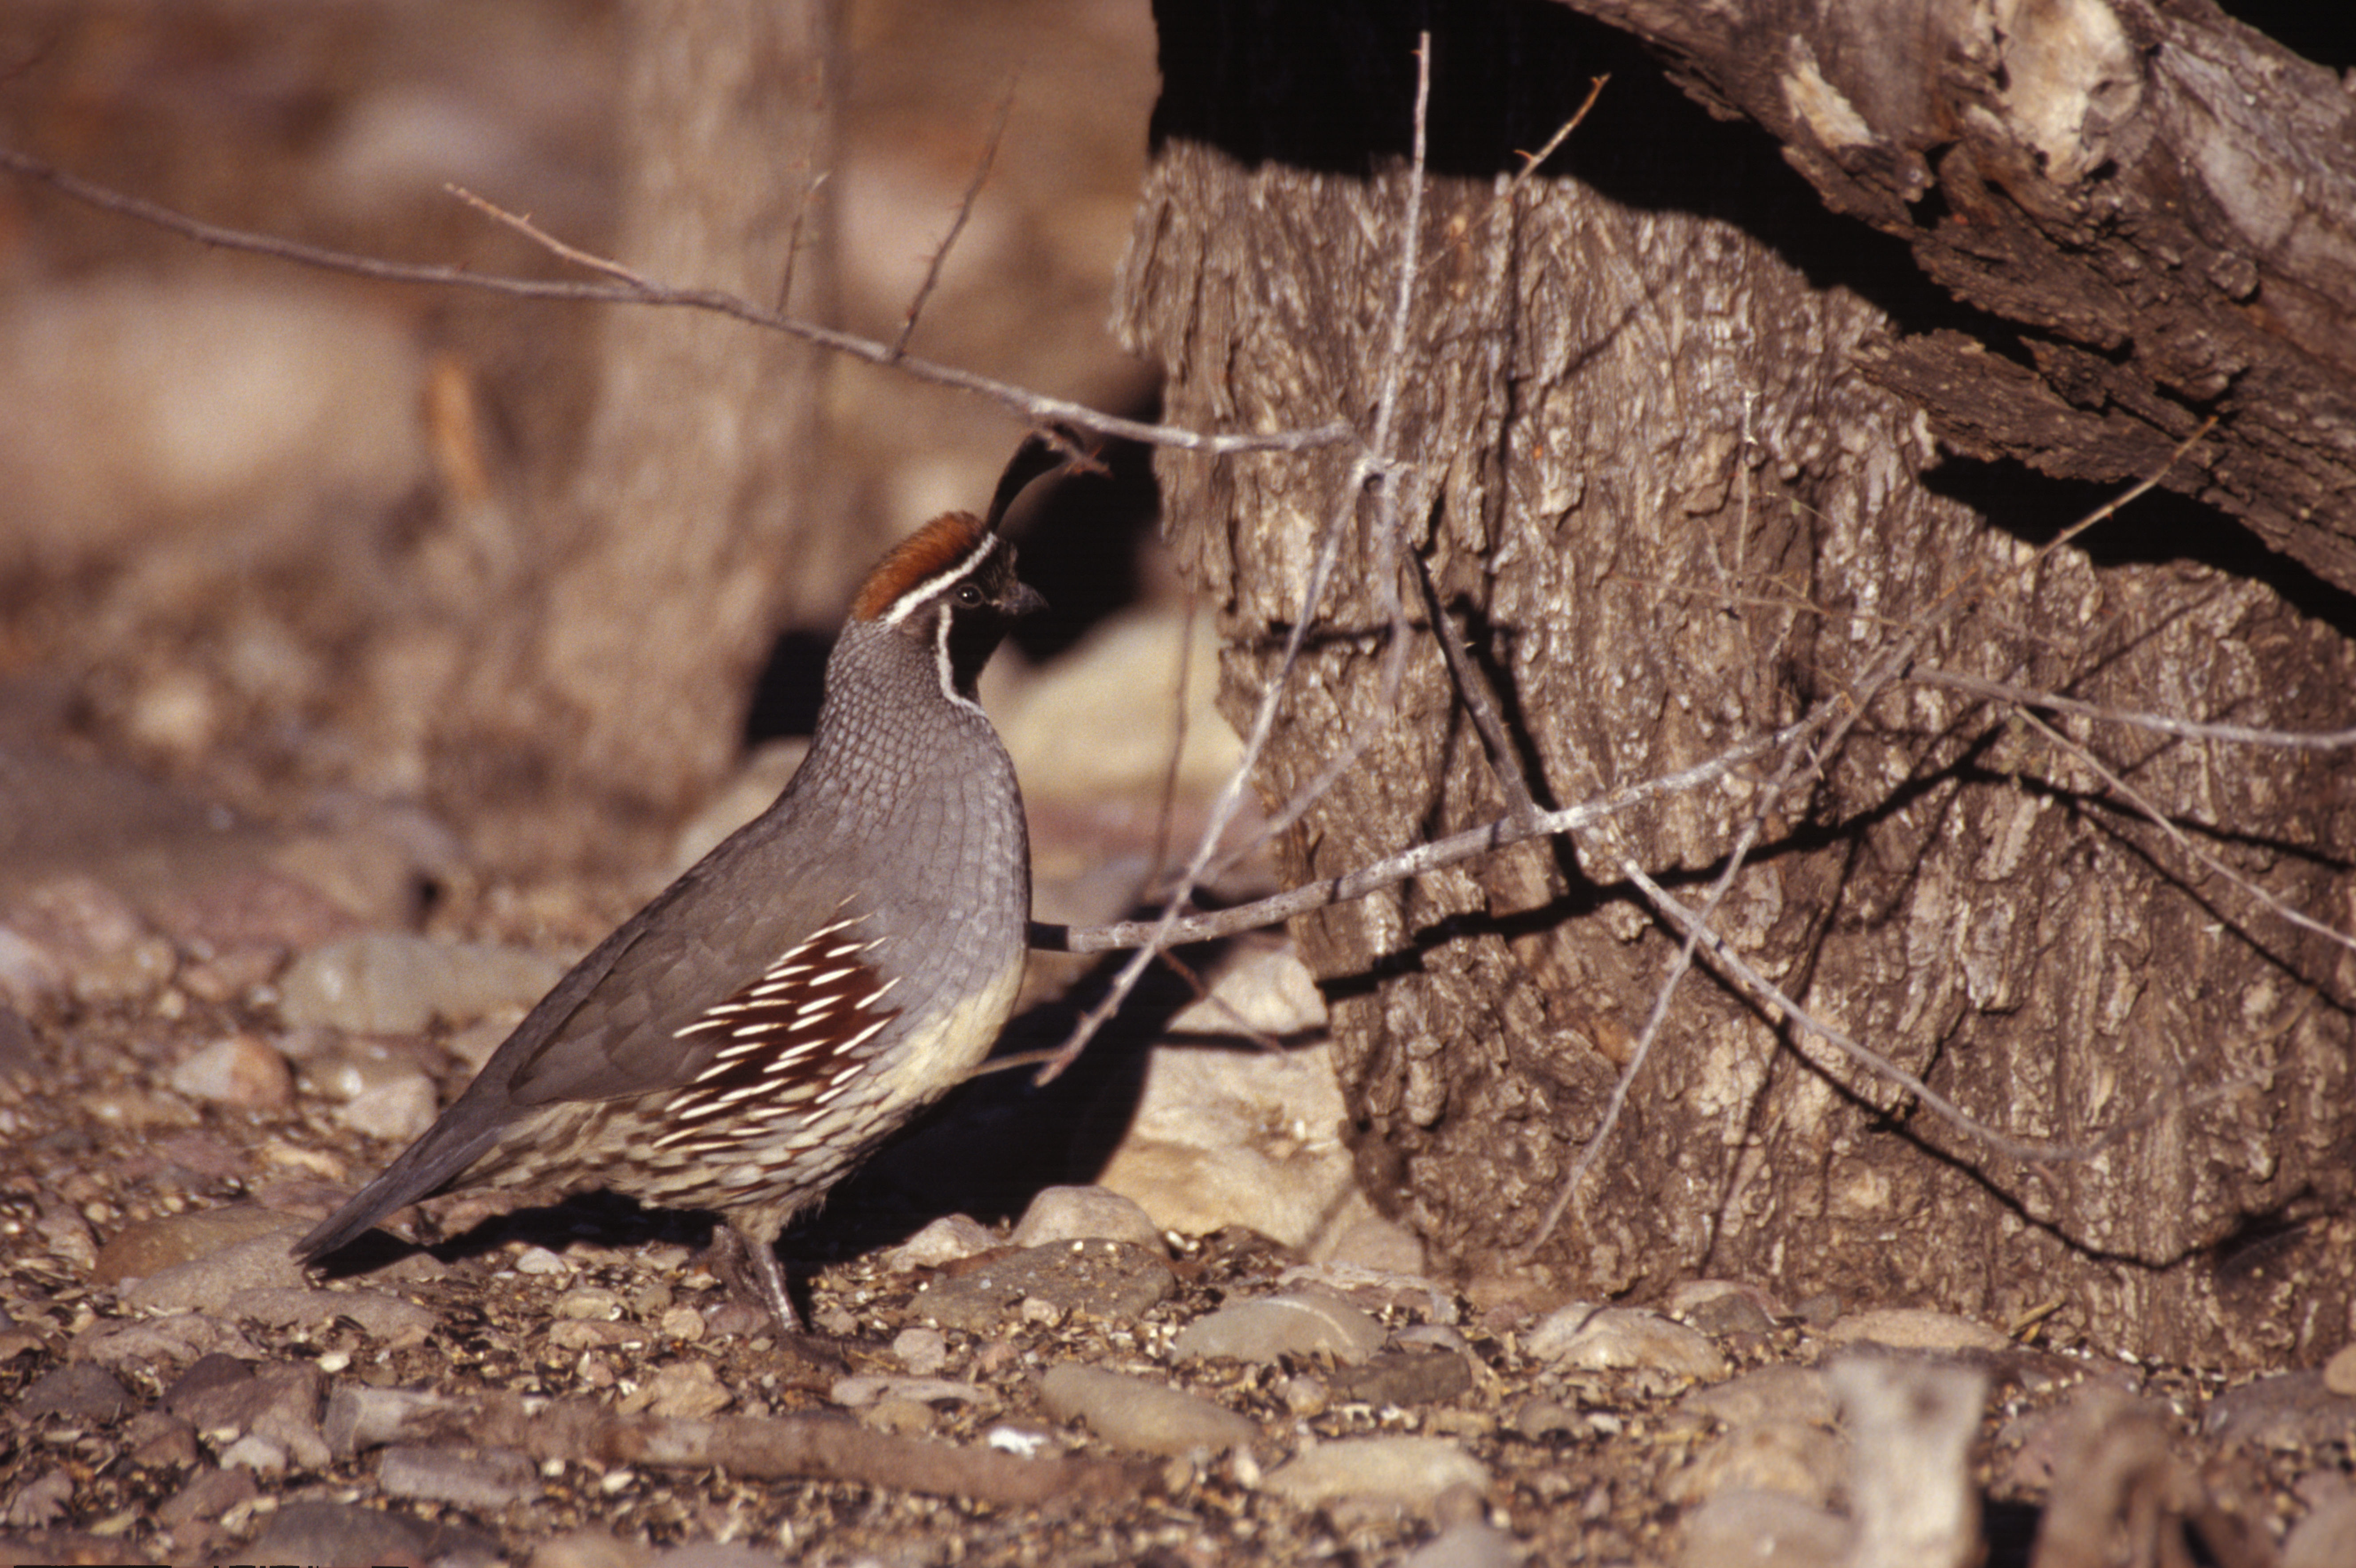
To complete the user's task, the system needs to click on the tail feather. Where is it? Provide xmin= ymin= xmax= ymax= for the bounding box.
xmin=292 ymin=1117 xmax=507 ymax=1262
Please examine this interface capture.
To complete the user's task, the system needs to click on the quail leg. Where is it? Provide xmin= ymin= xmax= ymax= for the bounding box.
xmin=735 ymin=1224 xmax=803 ymax=1334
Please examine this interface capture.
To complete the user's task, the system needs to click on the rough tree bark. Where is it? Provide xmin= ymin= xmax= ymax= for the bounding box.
xmin=1553 ymin=0 xmax=2356 ymax=598
xmin=441 ymin=0 xmax=838 ymax=841
xmin=1115 ymin=0 xmax=2356 ymax=1366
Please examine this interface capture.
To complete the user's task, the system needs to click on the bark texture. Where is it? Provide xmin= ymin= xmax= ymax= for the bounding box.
xmin=443 ymin=0 xmax=837 ymax=834
xmin=1115 ymin=0 xmax=2356 ymax=1366
xmin=1555 ymin=0 xmax=2356 ymax=597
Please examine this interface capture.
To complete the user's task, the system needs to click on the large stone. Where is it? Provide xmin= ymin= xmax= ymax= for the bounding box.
xmin=1260 ymin=1436 xmax=1488 ymax=1512
xmin=1172 ymin=1293 xmax=1387 ymax=1366
xmin=1094 ymin=1037 xmax=1363 ymax=1254
xmin=278 ymin=931 xmax=565 ymax=1034
xmin=1040 ymin=1364 xmax=1257 ymax=1455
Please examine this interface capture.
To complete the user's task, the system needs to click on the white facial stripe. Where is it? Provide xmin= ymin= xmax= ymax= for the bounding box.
xmin=880 ymin=531 xmax=1002 ymax=628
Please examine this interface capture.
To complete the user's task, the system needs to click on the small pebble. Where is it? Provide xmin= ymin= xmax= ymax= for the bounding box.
xmin=169 ymin=1034 xmax=294 ymax=1110
xmin=338 ymin=1074 xmax=438 ymax=1141
xmin=1010 ymin=1185 xmax=1166 ymax=1251
xmin=1040 ymin=1364 xmax=1258 ymax=1456
xmin=620 ymin=1360 xmax=731 ymax=1420
xmin=1172 ymin=1293 xmax=1387 ymax=1366
xmin=1524 ymin=1304 xmax=1728 ymax=1380
xmin=2321 ymin=1343 xmax=2356 ymax=1399
xmin=1681 ymin=1488 xmax=1850 ymax=1568
xmin=1280 ymin=1373 xmax=1331 ymax=1417
xmin=879 ymin=1213 xmax=998 ymax=1271
xmin=861 ymin=1397 xmax=935 ymax=1435
xmin=893 ymin=1326 xmax=950 ymax=1375
xmin=555 ymin=1287 xmax=625 ymax=1322
xmin=1822 ymin=1308 xmax=2007 ymax=1354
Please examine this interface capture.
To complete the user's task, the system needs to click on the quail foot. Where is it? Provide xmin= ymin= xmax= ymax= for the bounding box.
xmin=295 ymin=434 xmax=1065 ymax=1332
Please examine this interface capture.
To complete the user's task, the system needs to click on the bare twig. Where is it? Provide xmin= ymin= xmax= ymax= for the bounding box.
xmin=1916 ymin=669 xmax=2356 ymax=751
xmin=1145 ymin=589 xmax=1201 ymax=896
xmin=1615 ymin=570 xmax=1917 ymax=633
xmin=1032 ymin=29 xmax=1437 ymax=1084
xmin=1039 ymin=711 xmax=1810 ymax=953
xmin=893 ymin=74 xmax=1017 ymax=358
xmin=1624 ymin=865 xmax=2270 ymax=1165
xmin=1037 ymin=451 xmax=1379 ymax=1077
xmin=2016 ymin=709 xmax=2356 ymax=955
xmin=447 ymin=185 xmax=652 ymax=287
xmin=1205 ymin=570 xmax=1416 ymax=883
xmin=1434 ymin=74 xmax=1608 ymax=268
xmin=776 ymin=168 xmax=830 ymax=314
xmin=0 ymin=145 xmax=1352 ymax=458
xmin=1518 ymin=418 xmax=2222 ymax=1254
xmin=1411 ymin=550 xmax=1539 ymax=825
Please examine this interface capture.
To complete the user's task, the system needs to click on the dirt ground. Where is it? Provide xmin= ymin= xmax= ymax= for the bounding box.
xmin=0 ymin=3 xmax=2350 ymax=1564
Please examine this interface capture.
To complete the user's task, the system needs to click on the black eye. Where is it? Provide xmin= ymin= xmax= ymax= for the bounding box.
xmin=954 ymin=583 xmax=984 ymax=606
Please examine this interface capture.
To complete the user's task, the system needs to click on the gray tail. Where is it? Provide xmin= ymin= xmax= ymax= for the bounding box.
xmin=291 ymin=1120 xmax=505 ymax=1262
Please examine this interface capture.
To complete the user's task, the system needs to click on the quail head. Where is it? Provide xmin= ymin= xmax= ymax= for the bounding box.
xmin=294 ymin=436 xmax=1064 ymax=1331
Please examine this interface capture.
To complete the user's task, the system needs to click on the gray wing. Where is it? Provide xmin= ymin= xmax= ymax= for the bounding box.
xmin=294 ymin=794 xmax=862 ymax=1260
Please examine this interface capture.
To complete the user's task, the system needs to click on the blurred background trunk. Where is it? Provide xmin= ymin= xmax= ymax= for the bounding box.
xmin=1115 ymin=0 xmax=2356 ymax=1367
xmin=438 ymin=0 xmax=840 ymax=861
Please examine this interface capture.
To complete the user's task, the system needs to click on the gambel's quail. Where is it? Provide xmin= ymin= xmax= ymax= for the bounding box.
xmin=294 ymin=439 xmax=1059 ymax=1331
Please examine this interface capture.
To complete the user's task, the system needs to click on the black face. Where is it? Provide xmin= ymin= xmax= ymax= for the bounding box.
xmin=927 ymin=541 xmax=1045 ymax=698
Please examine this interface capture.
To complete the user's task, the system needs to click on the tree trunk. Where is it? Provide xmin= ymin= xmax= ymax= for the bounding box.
xmin=1115 ymin=0 xmax=2356 ymax=1368
xmin=1554 ymin=0 xmax=2356 ymax=597
xmin=440 ymin=0 xmax=839 ymax=845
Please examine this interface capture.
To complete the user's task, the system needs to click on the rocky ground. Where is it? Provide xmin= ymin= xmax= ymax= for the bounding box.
xmin=1 ymin=1 xmax=2352 ymax=1563
xmin=2 ymin=720 xmax=2354 ymax=1568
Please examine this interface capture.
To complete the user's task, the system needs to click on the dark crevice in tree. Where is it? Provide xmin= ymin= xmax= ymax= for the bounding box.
xmin=2212 ymin=1 xmax=2356 ymax=71
xmin=1929 ymin=459 xmax=2356 ymax=640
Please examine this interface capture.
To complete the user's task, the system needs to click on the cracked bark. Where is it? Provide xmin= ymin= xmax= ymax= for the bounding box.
xmin=1554 ymin=0 xmax=2356 ymax=597
xmin=1114 ymin=0 xmax=2356 ymax=1365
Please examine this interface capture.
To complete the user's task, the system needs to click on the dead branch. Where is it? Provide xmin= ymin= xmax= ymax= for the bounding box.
xmin=0 ymin=145 xmax=1351 ymax=459
xmin=1916 ymin=668 xmax=2356 ymax=751
xmin=1029 ymin=29 xmax=1439 ymax=1085
xmin=1033 ymin=712 xmax=1809 ymax=955
xmin=893 ymin=74 xmax=1017 ymax=358
xmin=2016 ymin=709 xmax=2356 ymax=957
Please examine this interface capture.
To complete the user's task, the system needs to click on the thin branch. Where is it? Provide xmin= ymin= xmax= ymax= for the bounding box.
xmin=1033 ymin=29 xmax=1436 ymax=1083
xmin=1038 ymin=711 xmax=1810 ymax=953
xmin=1035 ymin=449 xmax=1378 ymax=1077
xmin=893 ymin=74 xmax=1017 ymax=358
xmin=1622 ymin=864 xmax=2270 ymax=1164
xmin=2015 ymin=709 xmax=2356 ymax=955
xmin=0 ymin=145 xmax=1351 ymax=458
xmin=1205 ymin=572 xmax=1415 ymax=883
xmin=1412 ymin=549 xmax=1539 ymax=825
xmin=1615 ymin=570 xmax=1918 ymax=633
xmin=1519 ymin=418 xmax=2222 ymax=1254
xmin=1433 ymin=74 xmax=1609 ymax=269
xmin=1916 ymin=669 xmax=2356 ymax=751
xmin=776 ymin=168 xmax=830 ymax=314
xmin=448 ymin=185 xmax=651 ymax=285
xmin=1519 ymin=730 xmax=1813 ymax=1258
xmin=1144 ymin=588 xmax=1201 ymax=897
